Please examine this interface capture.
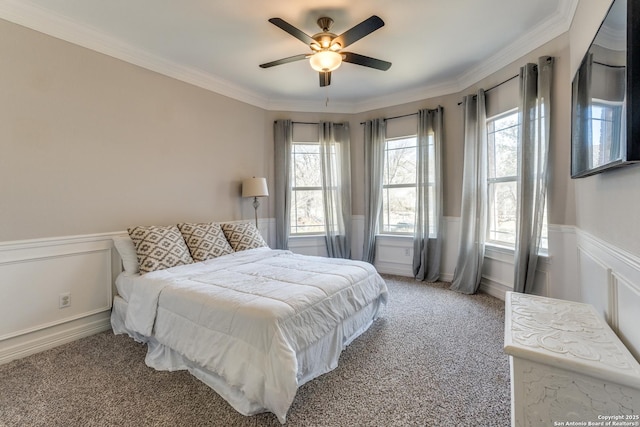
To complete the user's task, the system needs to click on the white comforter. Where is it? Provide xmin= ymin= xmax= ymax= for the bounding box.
xmin=121 ymin=248 xmax=387 ymax=423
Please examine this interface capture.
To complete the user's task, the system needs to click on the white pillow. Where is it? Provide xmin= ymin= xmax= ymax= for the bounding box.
xmin=112 ymin=235 xmax=139 ymax=274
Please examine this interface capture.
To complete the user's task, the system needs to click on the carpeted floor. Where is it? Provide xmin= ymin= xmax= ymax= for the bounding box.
xmin=0 ymin=275 xmax=510 ymax=426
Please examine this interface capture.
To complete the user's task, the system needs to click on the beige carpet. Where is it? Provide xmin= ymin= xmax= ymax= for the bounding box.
xmin=0 ymin=275 xmax=510 ymax=426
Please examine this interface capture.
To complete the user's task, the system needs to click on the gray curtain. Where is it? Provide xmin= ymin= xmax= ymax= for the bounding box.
xmin=362 ymin=119 xmax=386 ymax=263
xmin=513 ymin=56 xmax=554 ymax=294
xmin=413 ymin=107 xmax=444 ymax=281
xmin=451 ymin=90 xmax=488 ymax=294
xmin=319 ymin=122 xmax=352 ymax=259
xmin=274 ymin=119 xmax=292 ymax=250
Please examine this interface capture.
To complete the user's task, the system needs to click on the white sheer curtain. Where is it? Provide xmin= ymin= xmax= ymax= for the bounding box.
xmin=362 ymin=119 xmax=386 ymax=263
xmin=513 ymin=56 xmax=554 ymax=293
xmin=273 ymin=119 xmax=292 ymax=250
xmin=451 ymin=90 xmax=488 ymax=294
xmin=319 ymin=122 xmax=352 ymax=259
xmin=413 ymin=107 xmax=444 ymax=281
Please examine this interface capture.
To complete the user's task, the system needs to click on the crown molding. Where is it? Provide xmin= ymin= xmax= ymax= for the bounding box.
xmin=0 ymin=0 xmax=579 ymax=114
xmin=0 ymin=0 xmax=270 ymax=109
xmin=264 ymin=98 xmax=359 ymax=114
xmin=351 ymin=79 xmax=463 ymax=113
xmin=455 ymin=0 xmax=579 ymax=93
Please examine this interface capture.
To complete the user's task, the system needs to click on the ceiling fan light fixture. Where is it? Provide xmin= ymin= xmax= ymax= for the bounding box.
xmin=309 ymin=50 xmax=342 ymax=72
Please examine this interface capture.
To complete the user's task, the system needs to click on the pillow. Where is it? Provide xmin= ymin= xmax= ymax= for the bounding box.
xmin=177 ymin=222 xmax=234 ymax=262
xmin=127 ymin=225 xmax=194 ymax=274
xmin=221 ymin=222 xmax=268 ymax=252
xmin=112 ymin=235 xmax=139 ymax=274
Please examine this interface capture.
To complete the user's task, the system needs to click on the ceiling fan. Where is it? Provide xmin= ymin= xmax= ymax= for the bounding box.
xmin=259 ymin=15 xmax=392 ymax=87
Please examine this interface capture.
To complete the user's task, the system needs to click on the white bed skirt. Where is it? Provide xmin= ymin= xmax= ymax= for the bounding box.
xmin=111 ymin=294 xmax=384 ymax=421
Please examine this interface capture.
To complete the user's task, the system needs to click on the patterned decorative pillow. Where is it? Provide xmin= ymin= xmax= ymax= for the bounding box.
xmin=221 ymin=222 xmax=268 ymax=252
xmin=177 ymin=222 xmax=234 ymax=262
xmin=127 ymin=225 xmax=194 ymax=274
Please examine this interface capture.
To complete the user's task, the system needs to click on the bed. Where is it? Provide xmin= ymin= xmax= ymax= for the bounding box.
xmin=110 ymin=222 xmax=388 ymax=424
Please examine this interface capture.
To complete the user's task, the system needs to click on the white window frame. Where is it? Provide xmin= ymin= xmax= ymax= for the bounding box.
xmin=486 ymin=109 xmax=519 ymax=247
xmin=289 ymin=141 xmax=325 ymax=236
xmin=485 ymin=108 xmax=548 ymax=251
xmin=380 ymin=135 xmax=418 ymax=236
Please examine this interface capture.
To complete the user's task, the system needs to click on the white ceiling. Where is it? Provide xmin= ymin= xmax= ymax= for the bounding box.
xmin=0 ymin=0 xmax=578 ymax=113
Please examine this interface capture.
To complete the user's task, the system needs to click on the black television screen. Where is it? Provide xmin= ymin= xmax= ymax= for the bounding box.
xmin=571 ymin=0 xmax=640 ymax=178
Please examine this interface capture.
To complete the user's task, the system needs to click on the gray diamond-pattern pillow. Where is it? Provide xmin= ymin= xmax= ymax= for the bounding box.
xmin=177 ymin=222 xmax=234 ymax=262
xmin=127 ymin=225 xmax=194 ymax=274
xmin=221 ymin=222 xmax=268 ymax=252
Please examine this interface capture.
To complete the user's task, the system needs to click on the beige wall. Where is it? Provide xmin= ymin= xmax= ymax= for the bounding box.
xmin=458 ymin=33 xmax=576 ymax=227
xmin=4 ymin=2 xmax=634 ymax=255
xmin=568 ymin=0 xmax=640 ymax=256
xmin=0 ymin=19 xmax=269 ymax=241
xmin=277 ymin=34 xmax=576 ymax=227
xmin=351 ymin=95 xmax=462 ymax=218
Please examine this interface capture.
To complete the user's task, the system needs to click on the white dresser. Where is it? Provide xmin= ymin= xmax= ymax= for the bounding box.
xmin=504 ymin=292 xmax=640 ymax=426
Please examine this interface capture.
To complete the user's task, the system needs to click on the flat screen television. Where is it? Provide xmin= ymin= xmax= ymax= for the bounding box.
xmin=570 ymin=0 xmax=640 ymax=178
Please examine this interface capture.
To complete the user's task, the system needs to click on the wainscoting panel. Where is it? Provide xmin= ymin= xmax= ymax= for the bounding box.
xmin=256 ymin=218 xmax=275 ymax=249
xmin=373 ymin=217 xmax=459 ymax=280
xmin=374 ymin=235 xmax=414 ymax=277
xmin=0 ymin=233 xmax=117 ymax=364
xmin=615 ymin=273 xmax=640 ymax=361
xmin=287 ymin=235 xmax=328 ymax=257
xmin=577 ymin=230 xmax=640 ymax=361
xmin=479 ymin=225 xmax=568 ymax=301
xmin=576 ymin=247 xmax=612 ymax=321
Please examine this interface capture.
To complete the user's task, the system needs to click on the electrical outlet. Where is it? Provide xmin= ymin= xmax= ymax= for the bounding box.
xmin=404 ymin=248 xmax=411 ymax=256
xmin=59 ymin=292 xmax=71 ymax=309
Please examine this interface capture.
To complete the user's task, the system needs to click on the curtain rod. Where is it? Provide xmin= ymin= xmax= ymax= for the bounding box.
xmin=457 ymin=74 xmax=519 ymax=105
xmin=593 ymin=60 xmax=625 ymax=69
xmin=272 ymin=121 xmax=347 ymax=125
xmin=358 ymin=107 xmax=442 ymax=125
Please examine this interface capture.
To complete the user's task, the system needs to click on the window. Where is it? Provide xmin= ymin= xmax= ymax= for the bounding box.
xmin=381 ymin=136 xmax=417 ymax=234
xmin=290 ymin=142 xmax=324 ymax=234
xmin=380 ymin=135 xmax=436 ymax=237
xmin=486 ymin=109 xmax=548 ymax=249
xmin=487 ymin=110 xmax=519 ymax=245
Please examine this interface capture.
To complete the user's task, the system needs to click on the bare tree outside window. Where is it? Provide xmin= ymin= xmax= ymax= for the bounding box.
xmin=290 ymin=143 xmax=325 ymax=234
xmin=487 ymin=109 xmax=548 ymax=249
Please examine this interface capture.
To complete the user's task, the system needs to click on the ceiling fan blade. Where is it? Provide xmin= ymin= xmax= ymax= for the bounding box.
xmin=333 ymin=15 xmax=384 ymax=49
xmin=319 ymin=71 xmax=332 ymax=87
xmin=268 ymin=18 xmax=315 ymax=45
xmin=342 ymin=52 xmax=392 ymax=71
xmin=259 ymin=54 xmax=308 ymax=68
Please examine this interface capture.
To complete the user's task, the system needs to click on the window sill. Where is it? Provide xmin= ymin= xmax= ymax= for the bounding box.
xmin=375 ymin=234 xmax=413 ymax=240
xmin=289 ymin=234 xmax=324 ymax=239
xmin=485 ymin=242 xmax=515 ymax=254
xmin=485 ymin=242 xmax=550 ymax=261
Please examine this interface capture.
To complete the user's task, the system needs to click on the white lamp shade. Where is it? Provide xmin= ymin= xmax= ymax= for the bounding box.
xmin=242 ymin=177 xmax=269 ymax=198
xmin=309 ymin=50 xmax=342 ymax=72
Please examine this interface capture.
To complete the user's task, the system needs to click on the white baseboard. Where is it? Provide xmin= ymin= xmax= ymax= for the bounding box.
xmin=439 ymin=273 xmax=454 ymax=282
xmin=0 ymin=314 xmax=112 ymax=365
xmin=479 ymin=277 xmax=511 ymax=300
xmin=375 ymin=262 xmax=414 ymax=277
